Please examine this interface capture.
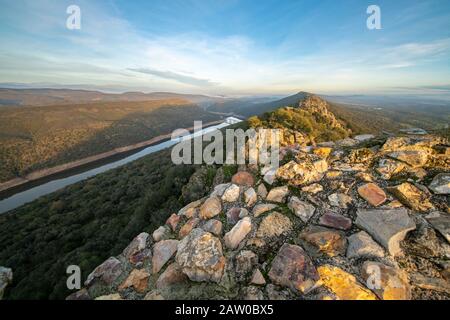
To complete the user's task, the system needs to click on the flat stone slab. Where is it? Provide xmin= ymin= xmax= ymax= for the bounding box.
xmin=288 ymin=196 xmax=316 ymax=223
xmin=357 ymin=183 xmax=387 ymax=207
xmin=355 ymin=208 xmax=416 ymax=256
xmin=319 ymin=212 xmax=352 ymax=230
xmin=346 ymin=231 xmax=384 ymax=259
xmin=299 ymin=225 xmax=347 ymax=257
xmin=388 ymin=182 xmax=434 ymax=212
xmin=429 ymin=173 xmax=450 ymax=195
xmin=426 ymin=211 xmax=450 ymax=243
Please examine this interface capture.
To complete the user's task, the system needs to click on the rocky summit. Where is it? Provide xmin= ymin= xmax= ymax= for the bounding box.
xmin=63 ymin=131 xmax=449 ymax=301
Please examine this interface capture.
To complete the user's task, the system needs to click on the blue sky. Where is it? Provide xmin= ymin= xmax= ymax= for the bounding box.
xmin=0 ymin=0 xmax=450 ymax=95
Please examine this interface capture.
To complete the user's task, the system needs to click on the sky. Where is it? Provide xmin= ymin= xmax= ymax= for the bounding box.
xmin=0 ymin=0 xmax=450 ymax=96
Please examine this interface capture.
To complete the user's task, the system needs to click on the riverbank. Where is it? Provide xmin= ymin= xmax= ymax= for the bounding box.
xmin=0 ymin=120 xmax=224 ymax=196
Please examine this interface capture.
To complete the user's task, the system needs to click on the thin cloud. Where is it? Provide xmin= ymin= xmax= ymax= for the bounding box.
xmin=128 ymin=67 xmax=218 ymax=87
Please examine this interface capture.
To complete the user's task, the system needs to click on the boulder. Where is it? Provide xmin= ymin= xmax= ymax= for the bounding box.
xmin=202 ymin=219 xmax=223 ymax=236
xmin=288 ymin=196 xmax=316 ymax=223
xmin=346 ymin=231 xmax=384 ymax=259
xmin=244 ymin=188 xmax=257 ymax=207
xmin=257 ymin=184 xmax=268 ymax=199
xmin=376 ymin=158 xmax=406 ymax=180
xmin=355 ymin=208 xmax=416 ymax=256
xmin=328 ymin=193 xmax=352 ymax=209
xmin=178 ymin=199 xmax=202 ymax=218
xmin=303 ymin=185 xmax=324 ymax=197
xmin=179 ymin=218 xmax=200 ymax=238
xmin=0 ymin=267 xmax=13 ymax=300
xmin=357 ymin=183 xmax=387 ymax=207
xmin=388 ymin=182 xmax=434 ymax=212
xmin=122 ymin=232 xmax=151 ymax=265
xmin=199 ymin=196 xmax=222 ymax=219
xmin=222 ymin=184 xmax=240 ymax=202
xmin=268 ymin=244 xmax=319 ymax=294
xmin=317 ymin=265 xmax=377 ymax=300
xmin=153 ymin=226 xmax=169 ymax=242
xmin=166 ymin=214 xmax=181 ymax=231
xmin=85 ymin=257 xmax=124 ymax=287
xmin=251 ymin=269 xmax=266 ymax=286
xmin=319 ymin=212 xmax=352 ymax=230
xmin=231 ymin=171 xmax=255 ymax=187
xmin=156 ymin=263 xmax=188 ymax=289
xmin=256 ymin=212 xmax=293 ymax=239
xmin=426 ymin=211 xmax=450 ymax=243
xmin=152 ymin=240 xmax=179 ymax=274
xmin=235 ymin=250 xmax=258 ymax=278
xmin=299 ymin=225 xmax=347 ymax=257
xmin=226 ymin=207 xmax=243 ymax=225
xmin=118 ymin=269 xmax=150 ymax=293
xmin=388 ymin=150 xmax=429 ymax=168
xmin=429 ymin=173 xmax=450 ymax=195
xmin=361 ymin=261 xmax=411 ymax=300
xmin=276 ymin=155 xmax=328 ymax=186
xmin=252 ymin=203 xmax=277 ymax=217
xmin=266 ymin=186 xmax=289 ymax=203
xmin=224 ymin=217 xmax=252 ymax=249
xmin=176 ymin=229 xmax=226 ymax=283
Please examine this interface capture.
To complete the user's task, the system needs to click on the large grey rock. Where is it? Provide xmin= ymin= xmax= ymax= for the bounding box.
xmin=355 ymin=208 xmax=416 ymax=256
xmin=426 ymin=211 xmax=450 ymax=243
xmin=176 ymin=229 xmax=225 ymax=283
xmin=429 ymin=173 xmax=450 ymax=195
xmin=0 ymin=267 xmax=13 ymax=300
xmin=288 ymin=196 xmax=316 ymax=223
xmin=346 ymin=231 xmax=385 ymax=259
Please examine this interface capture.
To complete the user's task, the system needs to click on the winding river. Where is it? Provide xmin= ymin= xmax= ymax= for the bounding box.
xmin=0 ymin=117 xmax=242 ymax=214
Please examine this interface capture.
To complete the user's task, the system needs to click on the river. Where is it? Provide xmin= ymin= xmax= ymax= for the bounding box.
xmin=0 ymin=117 xmax=242 ymax=214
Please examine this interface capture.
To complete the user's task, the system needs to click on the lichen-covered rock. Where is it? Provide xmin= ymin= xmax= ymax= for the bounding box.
xmin=268 ymin=244 xmax=319 ymax=294
xmin=202 ymin=219 xmax=223 ymax=236
xmin=355 ymin=208 xmax=416 ymax=256
xmin=361 ymin=261 xmax=411 ymax=300
xmin=222 ymin=184 xmax=240 ymax=202
xmin=388 ymin=150 xmax=429 ymax=167
xmin=256 ymin=212 xmax=293 ymax=239
xmin=328 ymin=193 xmax=352 ymax=209
xmin=166 ymin=214 xmax=181 ymax=231
xmin=388 ymin=182 xmax=434 ymax=212
xmin=288 ymin=196 xmax=316 ymax=223
xmin=299 ymin=225 xmax=347 ymax=257
xmin=276 ymin=154 xmax=328 ymax=186
xmin=199 ymin=196 xmax=222 ymax=219
xmin=317 ymin=265 xmax=377 ymax=300
xmin=301 ymin=183 xmax=323 ymax=194
xmin=178 ymin=199 xmax=203 ymax=218
xmin=429 ymin=173 xmax=450 ymax=195
xmin=235 ymin=250 xmax=258 ymax=279
xmin=376 ymin=158 xmax=406 ymax=180
xmin=176 ymin=229 xmax=225 ymax=283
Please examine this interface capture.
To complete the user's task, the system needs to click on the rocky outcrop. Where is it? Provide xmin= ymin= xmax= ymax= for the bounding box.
xmin=71 ymin=132 xmax=449 ymax=300
xmin=0 ymin=267 xmax=13 ymax=300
